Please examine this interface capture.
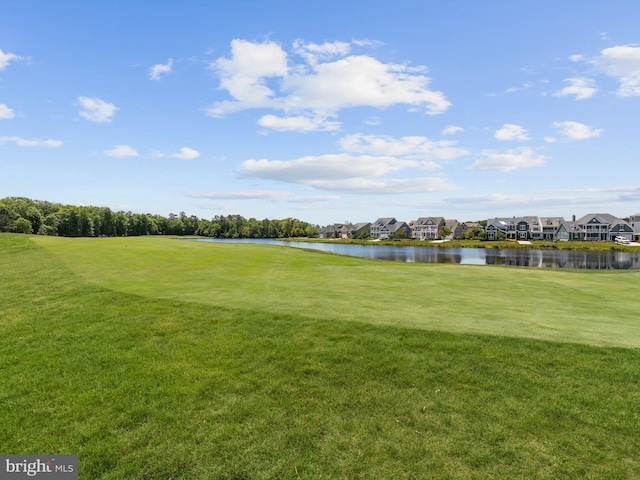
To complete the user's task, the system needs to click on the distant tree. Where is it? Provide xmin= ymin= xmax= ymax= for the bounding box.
xmin=13 ymin=217 xmax=32 ymax=234
xmin=439 ymin=226 xmax=452 ymax=238
xmin=464 ymin=227 xmax=486 ymax=240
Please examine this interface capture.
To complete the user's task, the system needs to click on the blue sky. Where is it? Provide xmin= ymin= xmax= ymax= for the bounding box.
xmin=1 ymin=1 xmax=639 ymax=226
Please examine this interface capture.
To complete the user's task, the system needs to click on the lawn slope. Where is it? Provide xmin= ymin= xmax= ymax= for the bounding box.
xmin=1 ymin=234 xmax=639 ymax=479
xmin=31 ymin=235 xmax=640 ymax=348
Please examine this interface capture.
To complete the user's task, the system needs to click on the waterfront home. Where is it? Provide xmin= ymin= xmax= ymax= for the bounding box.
xmin=630 ymin=213 xmax=640 ymax=239
xmin=410 ymin=217 xmax=445 ymax=240
xmin=370 ymin=218 xmax=411 ymax=239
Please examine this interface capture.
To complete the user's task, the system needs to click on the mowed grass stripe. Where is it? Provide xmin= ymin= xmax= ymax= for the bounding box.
xmin=31 ymin=235 xmax=640 ymax=348
xmin=2 ymin=234 xmax=640 ymax=479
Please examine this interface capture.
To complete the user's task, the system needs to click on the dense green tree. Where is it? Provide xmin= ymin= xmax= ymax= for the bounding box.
xmin=0 ymin=196 xmax=318 ymax=239
xmin=13 ymin=217 xmax=32 ymax=234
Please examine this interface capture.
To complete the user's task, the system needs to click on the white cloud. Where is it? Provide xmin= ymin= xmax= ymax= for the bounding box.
xmin=488 ymin=82 xmax=533 ymax=96
xmin=207 ymin=39 xmax=289 ymax=116
xmin=103 ymin=145 xmax=139 ymax=157
xmin=186 ymin=190 xmax=339 ymax=203
xmin=351 ymin=38 xmax=385 ymax=48
xmin=150 ymin=58 xmax=173 ymax=81
xmin=0 ymin=136 xmax=62 ymax=147
xmin=78 ymin=96 xmax=118 ymax=123
xmin=446 ymin=186 xmax=640 ymax=211
xmin=306 ymin=176 xmax=458 ymax=194
xmin=339 ymin=133 xmax=469 ymax=163
xmin=206 ymin=38 xmax=451 ymax=118
xmin=494 ymin=124 xmax=531 ymax=141
xmin=282 ymin=54 xmax=450 ymax=114
xmin=554 ymin=77 xmax=597 ymax=100
xmin=442 ymin=125 xmax=464 ymax=135
xmin=591 ymin=45 xmax=640 ymax=97
xmin=468 ymin=147 xmax=548 ymax=172
xmin=569 ymin=54 xmax=585 ymax=62
xmin=238 ymin=154 xmax=417 ymax=183
xmin=552 ymin=121 xmax=602 ymax=140
xmin=0 ymin=103 xmax=14 ymax=119
xmin=293 ymin=40 xmax=351 ymax=65
xmin=505 ymin=82 xmax=533 ymax=93
xmin=0 ymin=48 xmax=20 ymax=70
xmin=170 ymin=147 xmax=200 ymax=160
xmin=258 ymin=114 xmax=341 ymax=132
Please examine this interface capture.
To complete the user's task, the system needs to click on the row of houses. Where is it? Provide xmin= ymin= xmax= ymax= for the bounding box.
xmin=319 ymin=217 xmax=482 ymax=240
xmin=319 ymin=213 xmax=640 ymax=242
xmin=486 ymin=213 xmax=638 ymax=242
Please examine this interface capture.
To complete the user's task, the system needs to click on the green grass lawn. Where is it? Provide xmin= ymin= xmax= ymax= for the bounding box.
xmin=1 ymin=234 xmax=639 ymax=479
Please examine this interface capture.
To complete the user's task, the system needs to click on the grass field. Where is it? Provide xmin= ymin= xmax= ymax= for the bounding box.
xmin=1 ymin=233 xmax=639 ymax=479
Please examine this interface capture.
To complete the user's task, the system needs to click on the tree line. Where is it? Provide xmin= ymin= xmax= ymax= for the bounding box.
xmin=0 ymin=197 xmax=319 ymax=238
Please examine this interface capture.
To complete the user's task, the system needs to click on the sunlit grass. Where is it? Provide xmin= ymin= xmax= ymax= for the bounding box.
xmin=31 ymin=235 xmax=640 ymax=348
xmin=1 ymin=234 xmax=639 ymax=479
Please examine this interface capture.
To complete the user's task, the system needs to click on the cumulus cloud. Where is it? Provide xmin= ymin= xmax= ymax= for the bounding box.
xmin=552 ymin=121 xmax=602 ymax=140
xmin=339 ymin=133 xmax=469 ymax=163
xmin=442 ymin=125 xmax=464 ymax=135
xmin=206 ymin=38 xmax=451 ymax=120
xmin=170 ymin=147 xmax=200 ymax=160
xmin=467 ymin=147 xmax=548 ymax=172
xmin=554 ymin=77 xmax=597 ymax=100
xmin=78 ymin=96 xmax=118 ymax=123
xmin=103 ymin=145 xmax=139 ymax=157
xmin=258 ymin=114 xmax=341 ymax=132
xmin=591 ymin=45 xmax=640 ymax=97
xmin=0 ymin=103 xmax=14 ymax=119
xmin=0 ymin=136 xmax=62 ymax=147
xmin=238 ymin=154 xmax=418 ymax=183
xmin=207 ymin=39 xmax=289 ymax=116
xmin=0 ymin=48 xmax=20 ymax=70
xmin=494 ymin=124 xmax=531 ymax=141
xmin=150 ymin=58 xmax=173 ymax=81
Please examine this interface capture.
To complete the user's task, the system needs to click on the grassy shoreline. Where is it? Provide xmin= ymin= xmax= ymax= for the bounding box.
xmin=2 ymin=233 xmax=639 ymax=478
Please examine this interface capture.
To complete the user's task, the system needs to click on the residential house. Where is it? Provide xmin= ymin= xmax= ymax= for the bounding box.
xmin=485 ymin=216 xmax=540 ymax=240
xmin=485 ymin=218 xmax=508 ymax=240
xmin=318 ymin=225 xmax=338 ymax=238
xmin=629 ymin=213 xmax=640 ymax=239
xmin=370 ymin=217 xmax=410 ymax=239
xmin=349 ymin=222 xmax=372 ymax=239
xmin=608 ymin=219 xmax=634 ymax=241
xmin=575 ymin=213 xmax=633 ymax=241
xmin=539 ymin=217 xmax=564 ymax=240
xmin=320 ymin=222 xmax=372 ymax=239
xmin=445 ymin=219 xmax=464 ymax=239
xmin=556 ymin=220 xmax=582 ymax=241
xmin=410 ymin=217 xmax=445 ymax=240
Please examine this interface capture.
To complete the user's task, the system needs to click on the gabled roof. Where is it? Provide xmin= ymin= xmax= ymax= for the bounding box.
xmin=387 ymin=221 xmax=409 ymax=233
xmin=558 ymin=220 xmax=581 ymax=232
xmin=374 ymin=217 xmax=396 ymax=226
xmin=540 ymin=217 xmax=564 ymax=227
xmin=575 ymin=213 xmax=621 ymax=225
xmin=412 ymin=216 xmax=445 ymax=226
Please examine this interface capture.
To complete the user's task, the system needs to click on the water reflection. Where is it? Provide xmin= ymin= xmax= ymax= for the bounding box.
xmin=193 ymin=239 xmax=640 ymax=270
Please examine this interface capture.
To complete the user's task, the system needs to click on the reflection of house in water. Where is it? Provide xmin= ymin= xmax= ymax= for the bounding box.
xmin=476 ymin=248 xmax=637 ymax=269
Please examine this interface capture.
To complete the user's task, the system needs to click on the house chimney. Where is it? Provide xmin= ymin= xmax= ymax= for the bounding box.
xmin=572 ymin=215 xmax=575 ymax=222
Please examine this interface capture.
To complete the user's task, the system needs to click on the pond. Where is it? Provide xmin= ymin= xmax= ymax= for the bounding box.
xmin=193 ymin=238 xmax=640 ymax=270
